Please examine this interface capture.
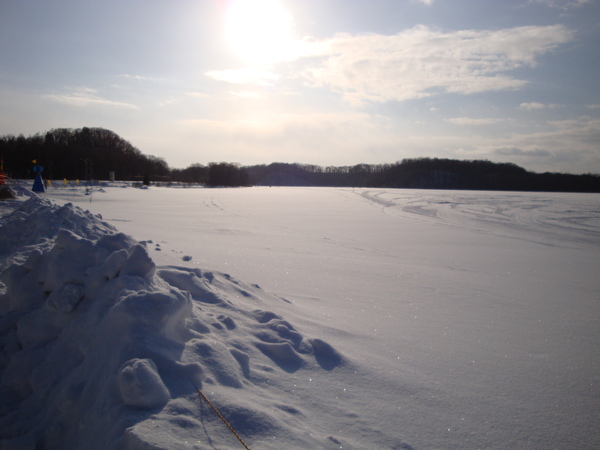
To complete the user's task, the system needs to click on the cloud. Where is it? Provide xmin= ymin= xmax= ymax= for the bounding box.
xmin=42 ymin=87 xmax=139 ymax=109
xmin=205 ymin=69 xmax=280 ymax=86
xmin=230 ymin=91 xmax=262 ymax=99
xmin=548 ymin=115 xmax=599 ymax=133
xmin=447 ymin=117 xmax=506 ymax=125
xmin=151 ymin=105 xmax=600 ymax=173
xmin=181 ymin=111 xmax=373 ymax=135
xmin=488 ymin=115 xmax=600 ymax=172
xmin=519 ymin=102 xmax=558 ymax=110
xmin=185 ymin=91 xmax=209 ymax=99
xmin=530 ymin=0 xmax=592 ymax=9
xmin=415 ymin=0 xmax=435 ymax=5
xmin=175 ymin=111 xmax=390 ymax=164
xmin=158 ymin=96 xmax=179 ymax=107
xmin=154 ymin=91 xmax=210 ymax=108
xmin=494 ymin=147 xmax=551 ymax=157
xmin=299 ymin=25 xmax=573 ymax=105
xmin=119 ymin=74 xmax=148 ymax=81
xmin=586 ymin=104 xmax=600 ymax=110
xmin=519 ymin=102 xmax=545 ymax=110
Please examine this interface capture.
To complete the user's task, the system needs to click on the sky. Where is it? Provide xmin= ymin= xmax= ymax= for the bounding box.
xmin=1 ymin=0 xmax=599 ymax=174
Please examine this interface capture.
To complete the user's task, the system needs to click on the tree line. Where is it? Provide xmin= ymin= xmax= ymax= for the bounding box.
xmin=245 ymin=160 xmax=600 ymax=192
xmin=1 ymin=128 xmax=599 ymax=192
xmin=0 ymin=128 xmax=248 ymax=187
xmin=0 ymin=128 xmax=170 ymax=183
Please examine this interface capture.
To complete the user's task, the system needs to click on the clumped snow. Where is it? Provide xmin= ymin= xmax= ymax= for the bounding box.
xmin=0 ymin=187 xmax=366 ymax=449
xmin=1 ymin=184 xmax=599 ymax=449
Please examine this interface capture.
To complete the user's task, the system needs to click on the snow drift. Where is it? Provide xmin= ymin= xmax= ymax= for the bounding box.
xmin=0 ymin=189 xmax=350 ymax=449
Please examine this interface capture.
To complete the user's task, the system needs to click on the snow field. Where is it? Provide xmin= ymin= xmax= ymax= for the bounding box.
xmin=1 ymin=184 xmax=599 ymax=449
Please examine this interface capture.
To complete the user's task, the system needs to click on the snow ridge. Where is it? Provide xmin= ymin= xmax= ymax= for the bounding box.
xmin=0 ymin=192 xmax=347 ymax=449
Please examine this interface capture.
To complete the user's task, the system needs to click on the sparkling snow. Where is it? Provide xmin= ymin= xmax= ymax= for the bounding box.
xmin=1 ymin=183 xmax=599 ymax=449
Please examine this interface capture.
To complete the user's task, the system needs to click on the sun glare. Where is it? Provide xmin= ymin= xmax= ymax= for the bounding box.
xmin=225 ymin=0 xmax=296 ymax=66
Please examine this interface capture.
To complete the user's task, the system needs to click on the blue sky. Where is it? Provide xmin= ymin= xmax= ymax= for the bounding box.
xmin=1 ymin=0 xmax=599 ymax=173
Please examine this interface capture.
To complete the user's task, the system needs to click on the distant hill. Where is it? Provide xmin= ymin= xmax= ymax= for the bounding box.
xmin=2 ymin=129 xmax=598 ymax=192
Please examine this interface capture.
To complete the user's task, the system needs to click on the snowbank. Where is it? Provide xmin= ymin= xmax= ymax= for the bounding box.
xmin=0 ymin=189 xmax=349 ymax=449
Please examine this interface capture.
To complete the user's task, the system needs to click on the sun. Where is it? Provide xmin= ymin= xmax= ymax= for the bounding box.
xmin=225 ymin=0 xmax=296 ymax=66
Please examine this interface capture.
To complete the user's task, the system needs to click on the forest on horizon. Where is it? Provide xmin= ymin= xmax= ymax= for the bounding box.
xmin=1 ymin=127 xmax=599 ymax=192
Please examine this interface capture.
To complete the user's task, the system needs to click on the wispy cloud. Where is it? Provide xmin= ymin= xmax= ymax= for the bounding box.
xmin=490 ymin=115 xmax=600 ymax=172
xmin=176 ymin=111 xmax=382 ymax=163
xmin=230 ymin=91 xmax=262 ymax=99
xmin=494 ymin=147 xmax=551 ymax=157
xmin=158 ymin=96 xmax=178 ymax=107
xmin=548 ymin=115 xmax=599 ymax=132
xmin=181 ymin=111 xmax=372 ymax=133
xmin=185 ymin=91 xmax=209 ymax=99
xmin=447 ymin=117 xmax=506 ymax=125
xmin=530 ymin=0 xmax=592 ymax=9
xmin=119 ymin=74 xmax=148 ymax=81
xmin=299 ymin=25 xmax=573 ymax=105
xmin=205 ymin=69 xmax=280 ymax=86
xmin=42 ymin=87 xmax=139 ymax=109
xmin=519 ymin=102 xmax=559 ymax=110
xmin=157 ymin=91 xmax=210 ymax=107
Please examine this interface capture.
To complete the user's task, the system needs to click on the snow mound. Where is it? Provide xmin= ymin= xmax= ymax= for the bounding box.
xmin=0 ymin=187 xmax=116 ymax=271
xmin=0 ymin=193 xmax=346 ymax=449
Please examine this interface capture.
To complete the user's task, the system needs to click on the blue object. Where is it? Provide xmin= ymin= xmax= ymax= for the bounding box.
xmin=32 ymin=173 xmax=45 ymax=192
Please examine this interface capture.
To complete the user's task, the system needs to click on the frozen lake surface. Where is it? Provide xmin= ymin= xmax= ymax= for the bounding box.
xmin=2 ymin=185 xmax=599 ymax=449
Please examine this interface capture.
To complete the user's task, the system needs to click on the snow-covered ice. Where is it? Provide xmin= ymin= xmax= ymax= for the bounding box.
xmin=1 ymin=184 xmax=599 ymax=449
